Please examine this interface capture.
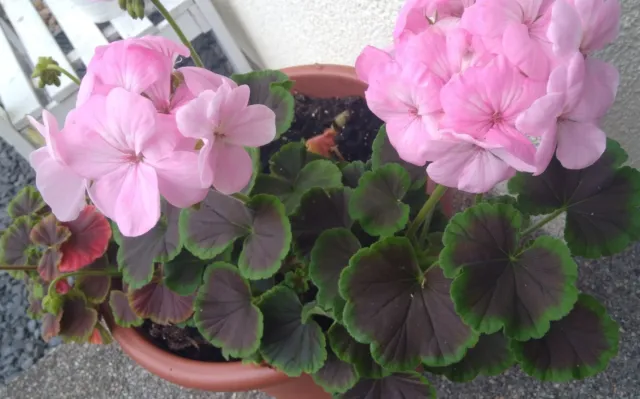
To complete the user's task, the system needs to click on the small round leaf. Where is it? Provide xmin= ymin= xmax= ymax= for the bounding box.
xmin=129 ymin=276 xmax=195 ymax=325
xmin=7 ymin=186 xmax=46 ymax=219
xmin=336 ymin=372 xmax=436 ymax=399
xmin=328 ymin=322 xmax=385 ymax=379
xmin=109 ymin=290 xmax=143 ymax=328
xmin=312 ymin=350 xmax=359 ymax=394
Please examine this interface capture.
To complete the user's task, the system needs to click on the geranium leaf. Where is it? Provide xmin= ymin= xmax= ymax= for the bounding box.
xmin=439 ymin=203 xmax=579 ymax=340
xmin=340 ymin=237 xmax=477 ymax=370
xmin=238 ymin=194 xmax=291 ymax=279
xmin=312 ymin=350 xmax=359 ymax=394
xmin=231 ymin=70 xmax=295 ymax=137
xmin=163 ymin=250 xmax=208 ymax=296
xmin=254 ymin=159 xmax=343 ymax=214
xmin=508 ymin=139 xmax=640 ymax=258
xmin=181 ymin=190 xmax=252 ymax=260
xmin=30 ymin=214 xmax=71 ymax=247
xmin=511 ymin=294 xmax=619 ymax=382
xmin=129 ymin=276 xmax=195 ymax=324
xmin=309 ymin=228 xmax=361 ymax=309
xmin=267 ymin=142 xmax=325 ymax=180
xmin=59 ymin=206 xmax=111 ymax=273
xmin=194 ymin=263 xmax=263 ymax=358
xmin=109 ymin=290 xmax=142 ymax=328
xmin=428 ymin=332 xmax=515 ymax=382
xmin=27 ymin=294 xmax=44 ymax=319
xmin=259 ymin=286 xmax=326 ymax=376
xmin=349 ymin=164 xmax=411 ymax=237
xmin=59 ymin=294 xmax=98 ymax=342
xmin=371 ymin=126 xmax=426 ymax=189
xmin=38 ymin=248 xmax=62 ymax=282
xmin=328 ymin=322 xmax=385 ymax=378
xmin=0 ymin=216 xmax=38 ymax=267
xmin=115 ymin=201 xmax=182 ymax=289
xmin=75 ymin=257 xmax=111 ymax=304
xmin=336 ymin=372 xmax=436 ymax=399
xmin=41 ymin=312 xmax=62 ymax=342
xmin=291 ymin=187 xmax=353 ymax=258
xmin=341 ymin=161 xmax=367 ymax=188
xmin=7 ymin=186 xmax=46 ymax=219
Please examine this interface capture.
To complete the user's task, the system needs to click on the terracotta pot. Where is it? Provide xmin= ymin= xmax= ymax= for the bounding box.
xmin=107 ymin=64 xmax=453 ymax=398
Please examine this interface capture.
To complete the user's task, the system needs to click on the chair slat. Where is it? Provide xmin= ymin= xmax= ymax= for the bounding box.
xmin=157 ymin=9 xmax=201 ymax=43
xmin=110 ymin=12 xmax=155 ymax=38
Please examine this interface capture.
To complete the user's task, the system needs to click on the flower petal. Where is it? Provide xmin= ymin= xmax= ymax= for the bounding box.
xmin=533 ymin=124 xmax=558 ymax=175
xmin=548 ymin=0 xmax=583 ymax=56
xmin=355 ymin=45 xmax=393 ymax=83
xmin=198 ymin=140 xmax=216 ymax=188
xmin=502 ymin=22 xmax=550 ymax=81
xmin=151 ymin=151 xmax=208 ymax=207
xmin=556 ymin=120 xmax=606 ymax=170
xmin=457 ymin=150 xmax=515 ymax=193
xmin=568 ymin=58 xmax=619 ymax=121
xmin=105 ymin=88 xmax=158 ymax=155
xmin=515 ymin=93 xmax=564 ymax=137
xmin=87 ymin=165 xmax=129 ymax=219
xmin=114 ymin=163 xmax=160 ymax=237
xmin=224 ymin=104 xmax=276 ymax=147
xmin=175 ymin=90 xmax=217 ymax=140
xmin=212 ymin=144 xmax=253 ymax=195
xmin=178 ymin=66 xmax=237 ymax=97
xmin=578 ymin=0 xmax=621 ymax=54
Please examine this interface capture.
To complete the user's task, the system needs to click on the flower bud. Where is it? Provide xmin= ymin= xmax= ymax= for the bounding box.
xmin=31 ymin=56 xmax=61 ymax=89
xmin=122 ymin=0 xmax=146 ymax=20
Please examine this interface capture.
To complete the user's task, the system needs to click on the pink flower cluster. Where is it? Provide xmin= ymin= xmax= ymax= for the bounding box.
xmin=29 ymin=37 xmax=276 ymax=237
xmin=358 ymin=0 xmax=621 ymax=193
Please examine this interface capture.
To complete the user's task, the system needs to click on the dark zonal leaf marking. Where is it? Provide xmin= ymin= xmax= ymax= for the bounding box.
xmin=312 ymin=350 xmax=358 ymax=394
xmin=163 ymin=250 xmax=208 ymax=296
xmin=195 ymin=263 xmax=263 ymax=358
xmin=230 ymin=69 xmax=295 ymax=137
xmin=336 ymin=372 xmax=436 ymax=399
xmin=428 ymin=332 xmax=515 ymax=382
xmin=8 ymin=186 xmax=46 ymax=219
xmin=30 ymin=214 xmax=71 ymax=247
xmin=259 ymin=286 xmax=326 ymax=376
xmin=238 ymin=194 xmax=292 ymax=280
xmin=266 ymin=142 xmax=325 ymax=182
xmin=129 ymin=276 xmax=195 ymax=325
xmin=41 ymin=312 xmax=62 ymax=342
xmin=109 ymin=290 xmax=143 ymax=328
xmin=371 ymin=125 xmax=426 ymax=189
xmin=439 ymin=203 xmax=579 ymax=341
xmin=116 ymin=201 xmax=182 ymax=289
xmin=59 ymin=205 xmax=111 ymax=273
xmin=75 ymin=257 xmax=111 ymax=304
xmin=508 ymin=139 xmax=640 ymax=258
xmin=0 ymin=216 xmax=38 ymax=267
xmin=511 ymin=294 xmax=620 ymax=382
xmin=349 ymin=164 xmax=411 ymax=237
xmin=341 ymin=161 xmax=367 ymax=188
xmin=328 ymin=322 xmax=385 ymax=379
xmin=340 ymin=237 xmax=477 ymax=370
xmin=309 ymin=228 xmax=361 ymax=309
xmin=38 ymin=248 xmax=61 ymax=282
xmin=59 ymin=295 xmax=98 ymax=342
xmin=291 ymin=187 xmax=353 ymax=258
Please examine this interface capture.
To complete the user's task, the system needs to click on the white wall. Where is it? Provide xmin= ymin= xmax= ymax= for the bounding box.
xmin=213 ymin=0 xmax=640 ymax=166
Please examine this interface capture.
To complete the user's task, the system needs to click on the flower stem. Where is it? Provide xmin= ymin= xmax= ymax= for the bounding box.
xmin=45 ymin=65 xmax=80 ymax=85
xmin=406 ymin=184 xmax=448 ymax=240
xmin=521 ymin=208 xmax=565 ymax=237
xmin=150 ymin=0 xmax=204 ymax=68
xmin=232 ymin=192 xmax=250 ymax=203
xmin=0 ymin=265 xmax=37 ymax=272
xmin=474 ymin=193 xmax=484 ymax=204
xmin=47 ymin=269 xmax=121 ymax=298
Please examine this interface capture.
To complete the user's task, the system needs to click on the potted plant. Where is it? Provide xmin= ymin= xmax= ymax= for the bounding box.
xmin=1 ymin=0 xmax=634 ymax=398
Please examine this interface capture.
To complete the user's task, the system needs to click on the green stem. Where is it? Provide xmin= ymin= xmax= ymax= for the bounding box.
xmin=232 ymin=192 xmax=250 ymax=203
xmin=47 ymin=269 xmax=121 ymax=298
xmin=150 ymin=0 xmax=204 ymax=68
xmin=45 ymin=65 xmax=80 ymax=85
xmin=474 ymin=193 xmax=484 ymax=204
xmin=406 ymin=185 xmax=448 ymax=240
xmin=521 ymin=208 xmax=565 ymax=237
xmin=0 ymin=265 xmax=37 ymax=272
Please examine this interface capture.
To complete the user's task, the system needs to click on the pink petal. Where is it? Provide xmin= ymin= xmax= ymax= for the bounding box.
xmin=568 ymin=58 xmax=619 ymax=121
xmin=457 ymin=150 xmax=515 ymax=193
xmin=502 ymin=22 xmax=550 ymax=81
xmin=533 ymin=124 xmax=558 ymax=175
xmin=515 ymin=93 xmax=565 ymax=137
xmin=211 ymin=144 xmax=253 ymax=195
xmin=178 ymin=67 xmax=237 ymax=97
xmin=224 ymin=104 xmax=276 ymax=147
xmin=27 ymin=111 xmax=60 ymax=161
xmin=198 ymin=140 xmax=216 ymax=188
xmin=150 ymin=151 xmax=208 ymax=207
xmin=175 ymin=90 xmax=217 ymax=140
xmin=29 ymin=148 xmax=86 ymax=222
xmin=578 ymin=0 xmax=621 ymax=54
xmin=95 ymin=42 xmax=167 ymax=94
xmin=355 ymin=46 xmax=393 ymax=84
xmin=134 ymin=36 xmax=190 ymax=62
xmin=114 ymin=163 xmax=161 ymax=237
xmin=105 ymin=88 xmax=158 ymax=156
xmin=556 ymin=120 xmax=606 ymax=169
xmin=87 ymin=165 xmax=129 ymax=219
xmin=547 ymin=52 xmax=586 ymax=109
xmin=76 ymin=70 xmax=113 ymax=107
xmin=387 ymin=116 xmax=437 ymax=166
xmin=548 ymin=0 xmax=583 ymax=56
xmin=220 ymin=84 xmax=251 ymax=123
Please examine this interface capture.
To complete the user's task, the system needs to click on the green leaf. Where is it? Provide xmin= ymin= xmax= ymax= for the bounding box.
xmin=59 ymin=293 xmax=98 ymax=343
xmin=440 ymin=203 xmax=579 ymax=340
xmin=349 ymin=164 xmax=411 ymax=237
xmin=309 ymin=228 xmax=361 ymax=309
xmin=231 ymin=70 xmax=295 ymax=136
xmin=336 ymin=372 xmax=436 ymax=399
xmin=371 ymin=125 xmax=426 ymax=189
xmin=259 ymin=286 xmax=326 ymax=376
xmin=511 ymin=294 xmax=619 ymax=382
xmin=0 ymin=216 xmax=39 ymax=279
xmin=340 ymin=237 xmax=477 ymax=370
xmin=109 ymin=290 xmax=143 ymax=328
xmin=328 ymin=322 xmax=385 ymax=378
xmin=163 ymin=250 xmax=208 ymax=296
xmin=30 ymin=214 xmax=71 ymax=248
xmin=129 ymin=275 xmax=195 ymax=325
xmin=508 ymin=139 xmax=640 ymax=258
xmin=41 ymin=312 xmax=62 ymax=342
xmin=312 ymin=350 xmax=358 ymax=394
xmin=266 ymin=142 xmax=325 ymax=179
xmin=291 ymin=187 xmax=353 ymax=258
xmin=195 ymin=263 xmax=263 ymax=358
xmin=7 ymin=186 xmax=46 ymax=219
xmin=428 ymin=332 xmax=515 ymax=382
xmin=75 ymin=257 xmax=111 ymax=304
xmin=341 ymin=161 xmax=367 ymax=188
xmin=115 ymin=201 xmax=182 ymax=289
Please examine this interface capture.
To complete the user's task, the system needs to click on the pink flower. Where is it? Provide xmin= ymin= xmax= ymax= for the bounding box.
xmin=548 ymin=0 xmax=621 ymax=56
xmin=394 ymin=0 xmax=475 ymax=41
xmin=365 ymin=61 xmax=443 ymax=166
xmin=516 ymin=53 xmax=619 ymax=173
xmin=355 ymin=46 xmax=395 ymax=84
xmin=462 ymin=0 xmax=555 ymax=80
xmin=59 ymin=88 xmax=206 ymax=237
xmin=176 ymin=83 xmax=276 ymax=194
xmin=28 ymin=111 xmax=86 ymax=222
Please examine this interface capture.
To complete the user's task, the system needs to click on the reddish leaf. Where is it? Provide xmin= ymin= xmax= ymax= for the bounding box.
xmin=55 ymin=278 xmax=71 ymax=295
xmin=129 ymin=277 xmax=195 ymax=325
xmin=41 ymin=313 xmax=62 ymax=342
xmin=0 ymin=216 xmax=39 ymax=267
xmin=30 ymin=214 xmax=71 ymax=247
xmin=27 ymin=294 xmax=44 ymax=318
xmin=76 ymin=257 xmax=112 ymax=304
xmin=109 ymin=290 xmax=143 ymax=327
xmin=38 ymin=248 xmax=62 ymax=282
xmin=59 ymin=295 xmax=99 ymax=342
xmin=59 ymin=206 xmax=111 ymax=272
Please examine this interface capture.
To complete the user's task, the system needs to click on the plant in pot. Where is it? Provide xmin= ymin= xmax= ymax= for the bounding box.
xmin=1 ymin=0 xmax=635 ymax=397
